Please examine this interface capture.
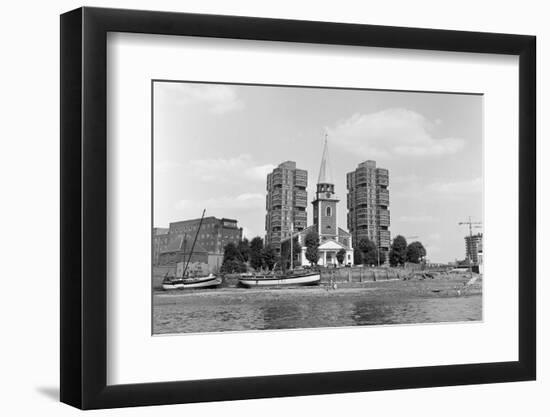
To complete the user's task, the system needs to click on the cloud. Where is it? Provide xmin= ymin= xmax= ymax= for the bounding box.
xmin=176 ymin=193 xmax=265 ymax=212
xmin=155 ymin=160 xmax=182 ymax=174
xmin=392 ymin=174 xmax=421 ymax=184
xmin=245 ymin=164 xmax=278 ymax=182
xmin=241 ymin=226 xmax=256 ymax=240
xmin=427 ymin=177 xmax=483 ymax=195
xmin=174 ymin=193 xmax=266 ymax=238
xmin=397 ymin=215 xmax=438 ymax=223
xmin=425 ymin=245 xmax=441 ymax=254
xmin=156 ymin=83 xmax=244 ymax=114
xmin=394 ymin=176 xmax=482 ymax=200
xmin=189 ymin=154 xmax=276 ymax=184
xmin=327 ymin=108 xmax=464 ymax=159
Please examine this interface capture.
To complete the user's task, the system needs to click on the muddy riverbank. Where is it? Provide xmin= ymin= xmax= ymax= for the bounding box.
xmin=153 ymin=274 xmax=482 ymax=334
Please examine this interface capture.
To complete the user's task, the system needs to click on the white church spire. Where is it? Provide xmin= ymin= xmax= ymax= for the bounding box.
xmin=317 ymin=133 xmax=334 ymax=185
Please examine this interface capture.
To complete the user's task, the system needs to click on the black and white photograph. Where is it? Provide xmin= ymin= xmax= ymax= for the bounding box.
xmin=0 ymin=0 xmax=543 ymax=413
xmin=152 ymin=81 xmax=483 ymax=335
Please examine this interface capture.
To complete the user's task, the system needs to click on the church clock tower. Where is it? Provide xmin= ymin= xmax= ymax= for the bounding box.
xmin=312 ymin=135 xmax=339 ymax=240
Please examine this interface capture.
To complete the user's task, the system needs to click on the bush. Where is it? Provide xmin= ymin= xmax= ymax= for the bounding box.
xmin=305 ymin=231 xmax=320 ymax=265
xmin=358 ymin=238 xmax=378 ymax=266
xmin=220 ymin=259 xmax=247 ymax=274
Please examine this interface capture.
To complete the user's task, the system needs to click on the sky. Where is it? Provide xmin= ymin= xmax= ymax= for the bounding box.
xmin=153 ymin=81 xmax=483 ymax=263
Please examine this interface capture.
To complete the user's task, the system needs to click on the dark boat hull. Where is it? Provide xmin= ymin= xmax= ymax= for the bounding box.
xmin=162 ymin=275 xmax=222 ymax=290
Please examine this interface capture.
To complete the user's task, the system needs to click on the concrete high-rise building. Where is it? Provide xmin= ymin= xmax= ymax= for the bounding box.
xmin=346 ymin=160 xmax=391 ymax=263
xmin=465 ymin=232 xmax=483 ymax=264
xmin=265 ymin=161 xmax=308 ymax=252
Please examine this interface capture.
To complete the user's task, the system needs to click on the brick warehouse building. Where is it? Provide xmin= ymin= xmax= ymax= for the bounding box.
xmin=265 ymin=161 xmax=308 ymax=253
xmin=152 ymin=227 xmax=169 ymax=265
xmin=153 ymin=216 xmax=243 ymax=270
xmin=346 ymin=160 xmax=391 ymax=264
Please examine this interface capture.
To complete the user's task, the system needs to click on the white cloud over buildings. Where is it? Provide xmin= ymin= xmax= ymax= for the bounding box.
xmin=176 ymin=193 xmax=265 ymax=213
xmin=327 ymin=108 xmax=465 ymax=159
xmin=427 ymin=177 xmax=483 ymax=195
xmin=393 ymin=176 xmax=482 ymax=200
xmin=189 ymin=154 xmax=275 ymax=183
xmin=398 ymin=215 xmax=438 ymax=223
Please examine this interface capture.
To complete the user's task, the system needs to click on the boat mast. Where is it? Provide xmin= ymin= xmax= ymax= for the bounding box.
xmin=182 ymin=208 xmax=206 ymax=279
xmin=290 ymin=215 xmax=294 ymax=271
xmin=183 ymin=232 xmax=187 ymax=263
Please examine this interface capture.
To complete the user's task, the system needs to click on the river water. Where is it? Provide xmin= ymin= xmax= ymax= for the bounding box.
xmin=153 ymin=292 xmax=482 ymax=335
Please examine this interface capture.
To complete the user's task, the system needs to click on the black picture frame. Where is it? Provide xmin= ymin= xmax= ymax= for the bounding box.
xmin=60 ymin=6 xmax=536 ymax=410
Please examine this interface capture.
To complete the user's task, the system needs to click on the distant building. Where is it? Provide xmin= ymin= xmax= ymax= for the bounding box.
xmin=477 ymin=239 xmax=484 ymax=274
xmin=265 ymin=161 xmax=308 ymax=253
xmin=283 ymin=137 xmax=353 ymax=266
xmin=465 ymin=232 xmax=483 ymax=264
xmin=346 ymin=160 xmax=391 ymax=263
xmin=152 ymin=227 xmax=169 ymax=265
xmin=153 ymin=227 xmax=169 ymax=235
xmin=154 ymin=216 xmax=243 ymax=270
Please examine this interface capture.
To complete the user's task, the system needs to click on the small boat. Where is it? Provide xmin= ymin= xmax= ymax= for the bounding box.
xmin=238 ymin=271 xmax=321 ymax=288
xmin=239 ymin=220 xmax=321 ymax=288
xmin=161 ymin=208 xmax=223 ymax=291
xmin=162 ymin=273 xmax=222 ymax=290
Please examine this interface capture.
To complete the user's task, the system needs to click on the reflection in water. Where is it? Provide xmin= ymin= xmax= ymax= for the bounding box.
xmin=153 ymin=295 xmax=482 ymax=334
xmin=350 ymin=297 xmax=481 ymax=326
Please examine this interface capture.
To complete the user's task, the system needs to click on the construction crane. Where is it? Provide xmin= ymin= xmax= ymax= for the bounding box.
xmin=458 ymin=216 xmax=482 ymax=276
xmin=458 ymin=217 xmax=482 ymax=237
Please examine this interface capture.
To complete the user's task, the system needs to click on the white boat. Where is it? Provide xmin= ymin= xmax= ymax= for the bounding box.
xmin=162 ymin=274 xmax=222 ymax=290
xmin=238 ymin=271 xmax=321 ymax=288
xmin=161 ymin=209 xmax=223 ymax=291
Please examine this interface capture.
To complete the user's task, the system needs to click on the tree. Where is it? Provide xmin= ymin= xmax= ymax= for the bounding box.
xmin=353 ymin=247 xmax=363 ymax=265
xmin=389 ymin=235 xmax=408 ymax=267
xmin=237 ymin=238 xmax=250 ymax=263
xmin=221 ymin=242 xmax=247 ymax=273
xmin=220 ymin=259 xmax=247 ymax=273
xmin=249 ymin=236 xmax=264 ymax=270
xmin=261 ymin=244 xmax=278 ymax=271
xmin=304 ymin=231 xmax=320 ymax=266
xmin=357 ymin=238 xmax=378 ymax=266
xmin=281 ymin=236 xmax=302 ymax=270
xmin=222 ymin=242 xmax=240 ymax=262
xmin=336 ymin=248 xmax=347 ymax=265
xmin=378 ymin=250 xmax=387 ymax=265
xmin=406 ymin=241 xmax=427 ymax=264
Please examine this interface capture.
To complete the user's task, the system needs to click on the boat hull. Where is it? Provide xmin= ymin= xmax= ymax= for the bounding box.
xmin=162 ymin=282 xmax=185 ymax=290
xmin=162 ymin=275 xmax=222 ymax=290
xmin=239 ymin=273 xmax=321 ymax=288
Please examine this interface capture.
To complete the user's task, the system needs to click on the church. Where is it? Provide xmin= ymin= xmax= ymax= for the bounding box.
xmin=283 ymin=136 xmax=354 ymax=267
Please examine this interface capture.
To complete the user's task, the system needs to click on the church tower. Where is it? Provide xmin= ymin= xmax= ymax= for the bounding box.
xmin=312 ymin=135 xmax=339 ymax=241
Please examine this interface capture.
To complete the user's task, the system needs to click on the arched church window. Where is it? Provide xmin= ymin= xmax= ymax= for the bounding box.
xmin=326 ymin=206 xmax=332 ymax=217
